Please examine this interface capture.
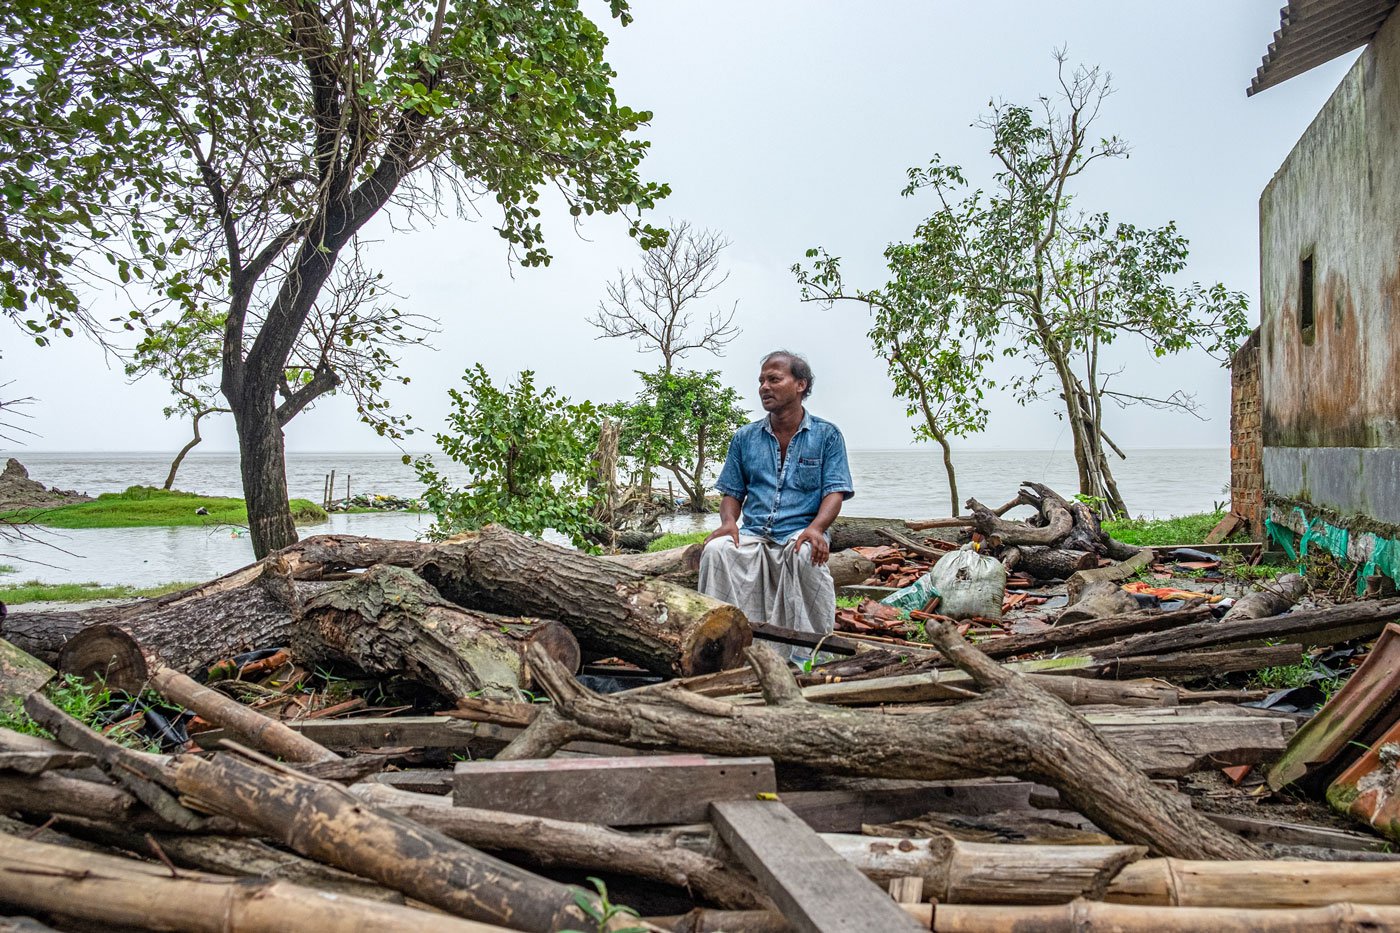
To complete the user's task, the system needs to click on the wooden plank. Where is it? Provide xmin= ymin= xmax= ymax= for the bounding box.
xmin=455 ymin=755 xmax=776 ymax=826
xmin=196 ymin=716 xmax=639 ymax=758
xmin=1095 ymin=598 xmax=1400 ymax=659
xmin=750 ymin=622 xmax=940 ymax=658
xmin=710 ymin=799 xmax=924 ymax=933
xmin=1205 ymin=812 xmax=1395 ymax=853
xmin=784 ymin=781 xmax=1036 ymax=833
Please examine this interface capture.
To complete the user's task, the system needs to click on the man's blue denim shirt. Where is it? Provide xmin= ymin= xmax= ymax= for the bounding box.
xmin=715 ymin=411 xmax=855 ymax=543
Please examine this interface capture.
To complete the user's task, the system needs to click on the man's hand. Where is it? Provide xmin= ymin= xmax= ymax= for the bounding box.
xmin=706 ymin=519 xmax=741 ymax=548
xmin=793 ymin=525 xmax=830 ymax=566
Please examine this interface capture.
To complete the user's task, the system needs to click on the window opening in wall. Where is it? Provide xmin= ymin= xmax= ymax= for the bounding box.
xmin=1299 ymin=252 xmax=1315 ymax=340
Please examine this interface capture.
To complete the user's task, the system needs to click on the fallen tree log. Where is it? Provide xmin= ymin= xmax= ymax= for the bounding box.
xmin=1059 ymin=580 xmax=1142 ymax=625
xmin=2 ymin=561 xmax=317 ymax=669
xmin=827 ymin=517 xmax=959 ymax=552
xmin=351 ymin=782 xmax=773 ymax=910
xmin=1002 ymin=546 xmax=1097 ymax=580
xmin=0 ymin=831 xmax=506 ymax=933
xmin=55 ymin=624 xmax=333 ymax=763
xmin=1087 ymin=643 xmax=1306 ymax=681
xmin=296 ymin=564 xmax=581 ymax=700
xmin=1093 ymin=598 xmax=1400 ymax=659
xmin=606 ymin=545 xmax=877 ymax=591
xmin=415 ymin=525 xmax=751 ymax=676
xmin=1222 ymin=573 xmax=1307 ymax=622
xmin=0 ymin=771 xmax=147 ymax=826
xmin=979 ymin=605 xmax=1213 ymax=660
xmin=167 ymin=750 xmax=609 ymax=931
xmin=503 ymin=629 xmax=1263 ymax=859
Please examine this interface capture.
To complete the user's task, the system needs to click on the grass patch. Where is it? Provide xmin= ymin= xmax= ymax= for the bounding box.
xmin=0 ymin=485 xmax=327 ymax=529
xmin=0 ymin=579 xmax=195 ymax=605
xmin=836 ymin=594 xmax=865 ymax=609
xmin=0 ymin=564 xmax=14 ymax=575
xmin=0 ymin=673 xmax=159 ymax=751
xmin=1103 ymin=511 xmax=1228 ymax=546
xmin=646 ymin=530 xmax=710 ymax=552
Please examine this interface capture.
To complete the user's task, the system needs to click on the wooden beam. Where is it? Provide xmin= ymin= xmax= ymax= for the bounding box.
xmin=710 ymin=799 xmax=925 ymax=933
xmin=454 ymin=755 xmax=776 ymax=826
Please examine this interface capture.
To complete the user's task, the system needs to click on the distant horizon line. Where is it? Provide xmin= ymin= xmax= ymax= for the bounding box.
xmin=3 ymin=446 xmax=1230 ymax=456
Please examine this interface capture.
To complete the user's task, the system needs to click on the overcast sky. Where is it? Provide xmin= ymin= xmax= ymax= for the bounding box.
xmin=2 ymin=1 xmax=1359 ymax=455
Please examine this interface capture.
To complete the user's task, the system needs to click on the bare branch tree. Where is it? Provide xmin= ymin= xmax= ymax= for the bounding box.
xmin=589 ymin=220 xmax=739 ymax=372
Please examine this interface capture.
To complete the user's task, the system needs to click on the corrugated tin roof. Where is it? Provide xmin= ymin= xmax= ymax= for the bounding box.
xmin=1248 ymin=0 xmax=1400 ymax=95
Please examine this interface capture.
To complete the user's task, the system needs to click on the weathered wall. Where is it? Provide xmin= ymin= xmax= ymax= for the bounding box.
xmin=1229 ymin=330 xmax=1263 ymax=534
xmin=1259 ymin=7 xmax=1400 ymax=536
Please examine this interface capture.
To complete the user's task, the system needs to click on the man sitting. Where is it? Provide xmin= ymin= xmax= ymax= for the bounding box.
xmin=698 ymin=351 xmax=854 ymax=657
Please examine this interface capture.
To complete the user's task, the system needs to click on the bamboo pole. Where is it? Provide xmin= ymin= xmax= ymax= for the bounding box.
xmin=149 ymin=662 xmax=338 ymax=762
xmin=930 ymin=900 xmax=1400 ymax=932
xmin=0 ymin=831 xmax=508 ymax=933
xmin=168 ymin=751 xmax=606 ymax=931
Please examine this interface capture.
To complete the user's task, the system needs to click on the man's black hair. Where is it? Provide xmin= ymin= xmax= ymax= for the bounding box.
xmin=761 ymin=350 xmax=814 ymax=399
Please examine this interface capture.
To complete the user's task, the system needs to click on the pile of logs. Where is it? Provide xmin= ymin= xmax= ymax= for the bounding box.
xmin=6 ymin=513 xmax=1400 ymax=931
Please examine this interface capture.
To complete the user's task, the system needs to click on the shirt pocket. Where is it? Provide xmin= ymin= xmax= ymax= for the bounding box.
xmin=791 ymin=456 xmax=822 ymax=492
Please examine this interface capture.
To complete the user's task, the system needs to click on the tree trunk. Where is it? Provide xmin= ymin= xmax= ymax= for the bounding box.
xmin=230 ymin=390 xmax=298 ymax=559
xmin=1093 ymin=598 xmax=1400 ymax=659
xmin=167 ymin=752 xmax=599 ymax=931
xmin=978 ymin=605 xmax=1212 ymax=660
xmin=1008 ymin=546 xmax=1097 ymax=580
xmin=1221 ymin=574 xmax=1307 ymax=622
xmin=163 ymin=407 xmax=226 ymax=490
xmin=934 ymin=429 xmax=959 ymax=517
xmin=351 ymin=782 xmax=773 ymax=910
xmin=827 ymin=517 xmax=959 ymax=552
xmin=297 ymin=564 xmax=580 ymax=700
xmin=415 ymin=525 xmax=751 ymax=676
xmin=508 ymin=632 xmax=1263 ymax=860
xmin=4 ymin=562 xmax=313 ymax=669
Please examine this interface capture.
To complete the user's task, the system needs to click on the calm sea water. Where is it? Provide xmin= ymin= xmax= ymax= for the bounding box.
xmin=1 ymin=448 xmax=1226 ymax=585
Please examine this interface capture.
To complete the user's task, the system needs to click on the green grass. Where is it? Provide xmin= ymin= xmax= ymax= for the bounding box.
xmin=0 ymin=485 xmax=327 ymax=529
xmin=0 ymin=579 xmax=195 ymax=605
xmin=0 ymin=673 xmax=159 ymax=751
xmin=0 ymin=564 xmax=14 ymax=575
xmin=836 ymin=594 xmax=865 ymax=609
xmin=1102 ymin=511 xmax=1229 ymax=546
xmin=646 ymin=530 xmax=710 ymax=552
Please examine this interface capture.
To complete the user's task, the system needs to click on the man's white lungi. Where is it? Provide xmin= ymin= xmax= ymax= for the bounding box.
xmin=697 ymin=534 xmax=836 ymax=649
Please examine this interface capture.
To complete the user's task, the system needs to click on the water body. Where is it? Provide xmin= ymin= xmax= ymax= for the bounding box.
xmin=2 ymin=448 xmax=1225 ymax=586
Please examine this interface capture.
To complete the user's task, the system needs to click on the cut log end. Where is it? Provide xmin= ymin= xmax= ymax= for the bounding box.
xmin=683 ymin=605 xmax=754 ymax=676
xmin=56 ymin=624 xmax=148 ymax=695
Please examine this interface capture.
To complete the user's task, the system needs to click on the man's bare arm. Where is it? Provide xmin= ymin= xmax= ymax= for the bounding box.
xmin=794 ymin=491 xmax=845 ymax=565
xmin=705 ymin=495 xmax=744 ymax=547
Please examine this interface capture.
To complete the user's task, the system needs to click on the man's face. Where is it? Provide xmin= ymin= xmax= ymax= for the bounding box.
xmin=759 ymin=359 xmax=807 ymax=412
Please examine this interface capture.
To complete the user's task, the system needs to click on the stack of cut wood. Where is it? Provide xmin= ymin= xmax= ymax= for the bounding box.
xmin=6 ymin=521 xmax=1400 ymax=932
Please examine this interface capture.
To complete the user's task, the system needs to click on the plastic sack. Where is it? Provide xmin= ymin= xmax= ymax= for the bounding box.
xmin=879 ymin=572 xmax=940 ymax=613
xmin=927 ymin=545 xmax=1007 ymax=621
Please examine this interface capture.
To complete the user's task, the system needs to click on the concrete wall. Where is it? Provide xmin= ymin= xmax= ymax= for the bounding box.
xmin=1259 ymin=7 xmax=1400 ymax=538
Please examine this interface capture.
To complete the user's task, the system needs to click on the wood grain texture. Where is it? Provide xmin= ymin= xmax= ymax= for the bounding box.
xmin=711 ymin=799 xmax=924 ymax=933
xmin=454 ymin=754 xmax=776 ymax=825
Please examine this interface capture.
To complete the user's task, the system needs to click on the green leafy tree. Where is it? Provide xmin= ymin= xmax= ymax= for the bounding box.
xmin=794 ymin=242 xmax=993 ymax=516
xmin=126 ymin=250 xmax=432 ymax=490
xmin=7 ymin=0 xmax=666 ymax=557
xmin=801 ymin=54 xmax=1250 ymax=515
xmin=609 ymin=369 xmax=747 ymax=513
xmin=415 ymin=366 xmax=600 ymax=547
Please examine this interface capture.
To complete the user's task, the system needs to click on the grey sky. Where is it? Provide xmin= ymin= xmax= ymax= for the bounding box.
xmin=2 ymin=1 xmax=1357 ymax=455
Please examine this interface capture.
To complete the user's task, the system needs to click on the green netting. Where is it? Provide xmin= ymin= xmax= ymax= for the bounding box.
xmin=1361 ymin=536 xmax=1400 ymax=587
xmin=879 ymin=572 xmax=939 ymax=613
xmin=1265 ymin=508 xmax=1398 ymax=594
